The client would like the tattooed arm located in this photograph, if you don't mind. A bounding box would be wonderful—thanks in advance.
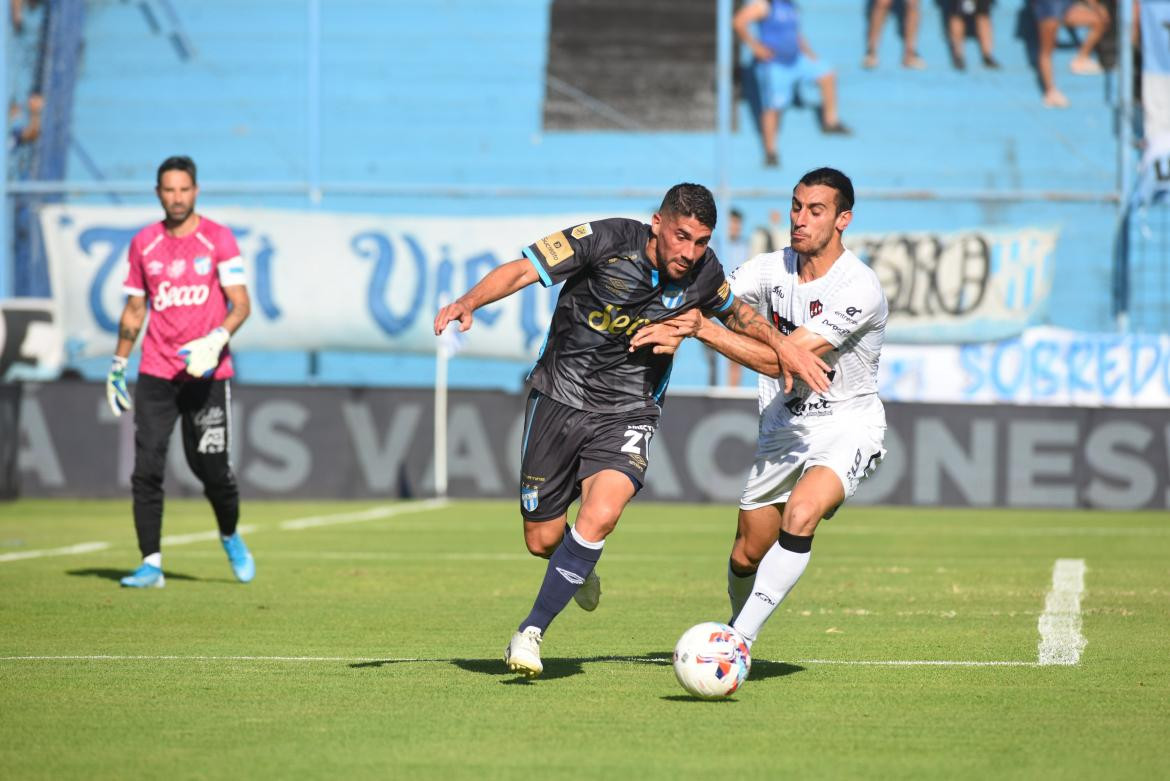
[114,296,147,359]
[716,298,830,393]
[628,299,831,393]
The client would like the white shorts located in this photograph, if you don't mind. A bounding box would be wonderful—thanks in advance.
[739,424,887,514]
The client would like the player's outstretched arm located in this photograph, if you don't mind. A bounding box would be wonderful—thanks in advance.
[434,258,540,335]
[717,299,831,393]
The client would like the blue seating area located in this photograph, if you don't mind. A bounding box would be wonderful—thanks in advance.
[52,0,1144,386]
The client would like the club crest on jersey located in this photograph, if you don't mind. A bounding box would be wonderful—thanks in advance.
[167,259,186,278]
[661,283,685,309]
[809,299,823,317]
[193,256,212,275]
[521,486,539,512]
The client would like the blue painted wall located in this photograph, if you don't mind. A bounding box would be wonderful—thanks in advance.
[56,0,1135,387]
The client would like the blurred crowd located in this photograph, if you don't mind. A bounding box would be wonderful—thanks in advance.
[734,0,1134,166]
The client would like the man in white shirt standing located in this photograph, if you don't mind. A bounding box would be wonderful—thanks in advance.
[632,167,888,646]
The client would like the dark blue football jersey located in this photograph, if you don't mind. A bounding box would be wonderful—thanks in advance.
[522,217,735,412]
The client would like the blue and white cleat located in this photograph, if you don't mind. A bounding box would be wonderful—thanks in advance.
[120,563,165,588]
[221,533,255,583]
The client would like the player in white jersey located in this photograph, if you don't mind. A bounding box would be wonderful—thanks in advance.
[632,167,887,647]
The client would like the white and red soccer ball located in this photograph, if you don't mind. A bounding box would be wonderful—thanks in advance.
[672,621,751,699]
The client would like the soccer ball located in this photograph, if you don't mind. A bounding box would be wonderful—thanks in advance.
[672,621,751,699]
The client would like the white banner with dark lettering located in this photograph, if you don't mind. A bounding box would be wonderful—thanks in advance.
[41,205,1060,361]
[851,227,1058,343]
[40,204,597,361]
[879,326,1170,407]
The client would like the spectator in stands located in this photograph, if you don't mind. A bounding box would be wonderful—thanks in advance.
[1031,0,1111,108]
[10,0,38,34]
[864,0,926,69]
[7,92,42,149]
[947,0,999,70]
[735,0,851,168]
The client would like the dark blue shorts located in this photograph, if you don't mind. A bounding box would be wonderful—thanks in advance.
[1032,0,1074,21]
[518,390,659,521]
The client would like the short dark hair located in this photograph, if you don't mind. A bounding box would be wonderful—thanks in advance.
[659,183,717,229]
[157,155,197,186]
[798,167,854,214]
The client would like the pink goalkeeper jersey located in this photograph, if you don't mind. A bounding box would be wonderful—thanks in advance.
[123,216,247,381]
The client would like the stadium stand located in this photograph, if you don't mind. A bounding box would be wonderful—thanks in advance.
[10,0,1162,385]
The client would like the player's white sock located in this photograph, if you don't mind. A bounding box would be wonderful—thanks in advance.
[144,552,162,568]
[570,524,605,550]
[727,560,756,623]
[731,532,812,644]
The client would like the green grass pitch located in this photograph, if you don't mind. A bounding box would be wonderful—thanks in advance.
[1,499,1167,779]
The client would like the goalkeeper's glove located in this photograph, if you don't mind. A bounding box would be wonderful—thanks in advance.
[106,355,132,417]
[177,327,230,378]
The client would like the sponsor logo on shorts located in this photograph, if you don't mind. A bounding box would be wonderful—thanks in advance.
[571,223,593,239]
[809,299,823,317]
[536,231,574,267]
[846,448,864,491]
[521,486,539,512]
[556,567,585,585]
[752,591,776,606]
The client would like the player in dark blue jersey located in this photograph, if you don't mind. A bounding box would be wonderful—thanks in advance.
[434,183,829,677]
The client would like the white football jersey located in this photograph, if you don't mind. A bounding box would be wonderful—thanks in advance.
[729,247,888,435]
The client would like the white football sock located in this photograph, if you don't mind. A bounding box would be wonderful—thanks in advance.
[731,541,811,644]
[144,553,162,568]
[570,524,605,549]
[727,560,756,623]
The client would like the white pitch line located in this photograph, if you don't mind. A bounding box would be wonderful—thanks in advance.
[796,659,1038,667]
[0,500,450,565]
[0,541,112,563]
[161,524,258,547]
[1037,558,1087,666]
[0,654,1038,667]
[278,498,449,530]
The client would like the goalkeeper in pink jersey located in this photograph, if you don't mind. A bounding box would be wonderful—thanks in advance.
[105,156,254,588]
